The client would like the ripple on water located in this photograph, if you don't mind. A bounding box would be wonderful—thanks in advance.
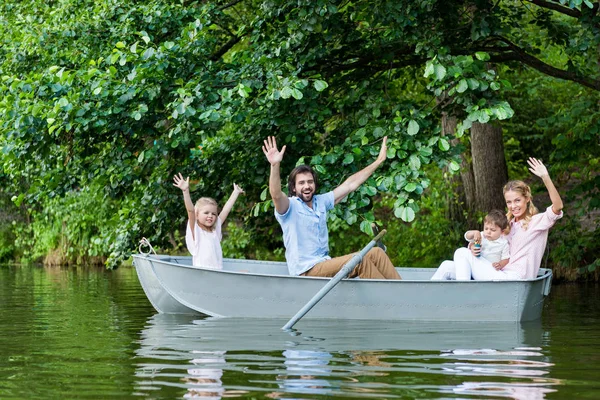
[130,316,563,399]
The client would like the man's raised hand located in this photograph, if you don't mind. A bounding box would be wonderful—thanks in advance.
[262,136,286,166]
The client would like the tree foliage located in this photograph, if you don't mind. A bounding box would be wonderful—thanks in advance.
[1,0,598,273]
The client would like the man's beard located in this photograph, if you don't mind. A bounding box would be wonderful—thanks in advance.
[298,191,314,202]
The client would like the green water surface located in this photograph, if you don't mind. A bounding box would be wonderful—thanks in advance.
[1,265,598,399]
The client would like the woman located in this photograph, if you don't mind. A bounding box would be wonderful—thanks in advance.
[431,157,563,281]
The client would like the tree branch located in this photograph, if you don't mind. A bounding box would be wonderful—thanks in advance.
[483,37,600,91]
[218,0,245,11]
[323,56,426,74]
[210,35,241,61]
[524,0,582,18]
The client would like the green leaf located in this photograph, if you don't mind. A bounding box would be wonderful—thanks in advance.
[467,78,480,90]
[314,164,326,174]
[478,110,490,123]
[291,88,303,100]
[434,64,447,80]
[142,48,155,60]
[449,160,460,172]
[137,151,145,163]
[404,182,417,192]
[342,153,354,165]
[345,213,357,225]
[364,186,377,196]
[408,154,421,170]
[280,86,292,99]
[419,146,432,157]
[407,120,420,136]
[438,137,450,151]
[394,206,415,222]
[475,52,490,61]
[456,79,468,93]
[313,80,328,91]
[359,220,374,236]
[424,61,434,78]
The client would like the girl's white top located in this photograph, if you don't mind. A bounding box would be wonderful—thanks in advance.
[186,217,223,269]
[465,231,510,263]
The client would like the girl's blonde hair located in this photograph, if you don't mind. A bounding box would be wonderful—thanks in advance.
[194,197,218,231]
[503,180,538,230]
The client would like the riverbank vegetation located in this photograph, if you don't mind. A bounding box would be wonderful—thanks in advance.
[1,0,598,280]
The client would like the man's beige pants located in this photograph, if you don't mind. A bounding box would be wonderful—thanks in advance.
[302,247,402,279]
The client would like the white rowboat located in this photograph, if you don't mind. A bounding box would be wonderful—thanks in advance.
[132,254,553,322]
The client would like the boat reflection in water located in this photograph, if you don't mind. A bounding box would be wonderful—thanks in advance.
[133,314,562,399]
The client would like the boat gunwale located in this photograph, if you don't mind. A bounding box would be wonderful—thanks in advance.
[132,254,552,283]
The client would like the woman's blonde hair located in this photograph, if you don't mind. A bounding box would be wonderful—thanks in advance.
[194,197,218,231]
[503,180,538,230]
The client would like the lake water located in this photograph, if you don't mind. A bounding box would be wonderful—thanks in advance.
[1,264,599,399]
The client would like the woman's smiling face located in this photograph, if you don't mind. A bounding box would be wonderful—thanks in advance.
[505,190,529,221]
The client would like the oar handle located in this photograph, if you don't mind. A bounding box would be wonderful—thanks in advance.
[372,229,387,243]
[282,229,389,330]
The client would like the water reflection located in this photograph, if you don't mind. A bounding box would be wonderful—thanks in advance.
[183,351,225,399]
[134,315,561,399]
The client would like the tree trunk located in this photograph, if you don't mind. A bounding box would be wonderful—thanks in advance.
[470,122,508,213]
[441,113,466,224]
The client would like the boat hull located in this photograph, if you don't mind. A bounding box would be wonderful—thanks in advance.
[133,255,552,322]
[133,255,201,314]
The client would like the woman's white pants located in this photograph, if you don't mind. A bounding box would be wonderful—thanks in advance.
[431,248,521,281]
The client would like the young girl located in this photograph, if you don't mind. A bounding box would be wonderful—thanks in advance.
[173,173,244,269]
[431,157,563,280]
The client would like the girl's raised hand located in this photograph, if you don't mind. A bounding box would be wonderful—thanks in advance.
[233,183,245,194]
[173,173,190,191]
[527,157,549,178]
[376,136,388,165]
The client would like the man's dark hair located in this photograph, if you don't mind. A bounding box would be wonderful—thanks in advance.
[287,165,318,196]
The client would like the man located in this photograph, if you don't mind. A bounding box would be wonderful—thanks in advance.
[262,136,401,280]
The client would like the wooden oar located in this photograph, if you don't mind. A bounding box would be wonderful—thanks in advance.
[282,229,387,330]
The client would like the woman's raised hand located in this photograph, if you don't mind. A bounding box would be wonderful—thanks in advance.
[527,157,549,178]
[173,173,189,191]
[262,136,286,166]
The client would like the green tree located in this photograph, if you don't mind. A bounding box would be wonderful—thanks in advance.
[1,0,598,275]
